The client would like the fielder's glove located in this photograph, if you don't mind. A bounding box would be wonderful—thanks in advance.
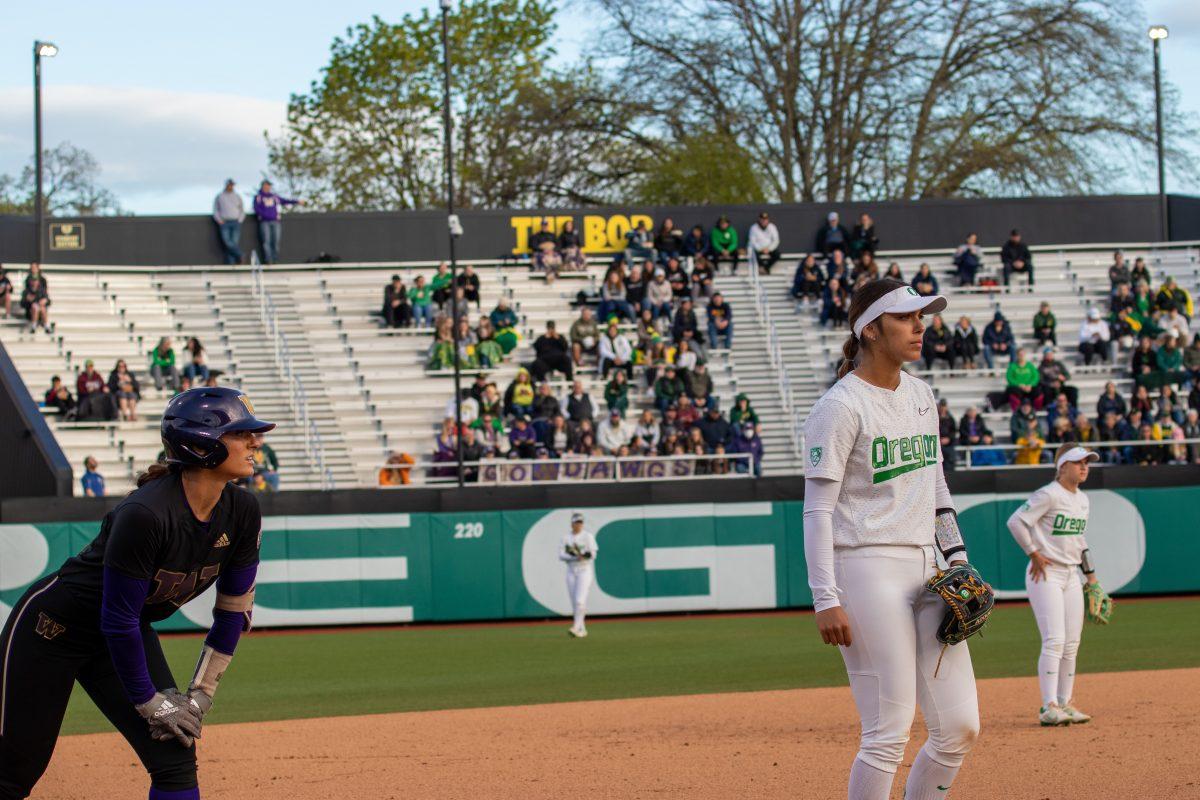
[565,544,581,558]
[1083,582,1113,624]
[136,689,202,747]
[925,563,995,645]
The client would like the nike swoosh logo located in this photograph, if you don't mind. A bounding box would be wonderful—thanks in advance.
[918,407,930,415]
[938,786,951,791]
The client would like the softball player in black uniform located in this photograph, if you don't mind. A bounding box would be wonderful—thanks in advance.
[0,387,273,800]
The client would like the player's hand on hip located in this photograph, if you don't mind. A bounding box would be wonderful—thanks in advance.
[136,690,202,747]
[1028,551,1051,583]
[815,606,853,647]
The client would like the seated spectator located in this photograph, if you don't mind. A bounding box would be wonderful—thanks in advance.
[691,257,716,299]
[1037,348,1077,408]
[911,263,939,296]
[633,409,661,453]
[76,360,117,421]
[815,211,850,256]
[557,219,587,273]
[107,359,141,422]
[1000,229,1033,286]
[982,311,1015,369]
[459,429,487,480]
[81,456,105,498]
[747,211,781,274]
[1130,256,1152,289]
[541,413,571,457]
[709,216,741,275]
[1156,276,1193,319]
[970,431,1009,466]
[625,264,648,312]
[825,249,849,286]
[504,368,536,418]
[430,262,453,308]
[1046,393,1079,433]
[148,337,179,392]
[1096,381,1127,418]
[641,336,673,388]
[252,440,280,490]
[654,218,684,265]
[883,262,903,282]
[1184,333,1200,385]
[426,319,457,370]
[672,297,703,345]
[477,381,502,418]
[1161,307,1190,340]
[681,224,710,262]
[530,320,573,381]
[1184,409,1200,464]
[1156,330,1187,387]
[674,339,700,376]
[684,361,713,404]
[529,219,562,279]
[455,264,481,308]
[921,314,955,370]
[563,380,595,424]
[636,308,664,353]
[176,375,193,395]
[597,409,630,454]
[1110,282,1135,316]
[19,274,50,333]
[489,297,520,355]
[953,232,983,286]
[1033,301,1057,346]
[1129,383,1153,417]
[1109,305,1140,353]
[1130,335,1158,385]
[624,219,655,266]
[675,394,701,431]
[379,451,414,486]
[1074,306,1112,366]
[406,274,432,328]
[1133,280,1154,319]
[1013,427,1046,465]
[850,213,878,258]
[706,293,733,349]
[1108,250,1130,294]
[645,269,674,321]
[665,258,690,300]
[953,315,979,369]
[1096,409,1131,461]
[820,277,849,328]
[792,255,824,306]
[1156,385,1184,424]
[1006,349,1041,410]
[446,388,480,430]
[604,370,630,417]
[0,266,12,318]
[730,422,763,476]
[728,393,758,427]
[598,271,636,322]
[697,404,733,451]
[1074,414,1098,444]
[937,400,956,466]
[533,381,561,420]
[1131,423,1162,465]
[1009,397,1041,442]
[383,274,411,328]
[569,306,599,366]
[44,375,76,418]
[474,318,503,368]
[958,406,991,447]
[472,411,506,454]
[598,320,634,378]
[181,337,209,382]
[508,415,538,458]
[654,366,685,412]
[850,251,879,285]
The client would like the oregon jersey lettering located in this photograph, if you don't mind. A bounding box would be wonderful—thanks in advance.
[1050,513,1087,536]
[870,434,940,484]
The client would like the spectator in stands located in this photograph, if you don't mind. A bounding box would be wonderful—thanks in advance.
[76,360,116,421]
[1006,348,1040,410]
[604,369,630,417]
[1108,251,1130,293]
[1110,282,1135,317]
[212,178,244,264]
[1157,331,1186,387]
[680,224,708,262]
[850,213,878,258]
[1032,301,1057,346]
[176,375,193,395]
[1074,306,1112,366]
[672,296,703,347]
[1096,381,1127,418]
[531,381,560,421]
[381,274,411,328]
[598,409,630,454]
[911,263,939,297]
[0,266,12,318]
[598,271,636,322]
[253,180,302,264]
[530,320,573,381]
[20,274,50,333]
[646,269,674,321]
[1131,423,1162,465]
[598,320,633,379]
[953,232,983,286]
[473,411,505,454]
[1130,383,1153,417]
[661,258,687,301]
[508,415,538,458]
[569,307,599,367]
[970,431,1008,466]
[722,394,753,429]
[815,211,850,256]
[654,366,685,412]
[820,276,850,329]
[405,274,431,328]
[1074,414,1098,445]
[44,375,76,418]
[706,293,733,349]
[426,319,456,370]
[631,409,659,453]
[1184,334,1200,386]
[692,403,727,452]
[565,379,595,423]
[379,451,414,486]
[958,406,991,448]
[731,422,763,476]
[180,337,209,382]
[1000,229,1033,286]
[457,429,486,481]
[710,216,741,275]
[504,368,536,418]
[849,252,880,294]
[107,359,141,422]
[1184,410,1200,464]
[675,394,701,431]
[81,456,105,497]
[691,256,716,300]
[489,296,519,352]
[953,315,979,369]
[251,440,280,490]
[1130,334,1157,385]
[636,308,663,352]
[455,264,481,309]
[1130,257,1152,289]
[747,212,781,274]
[557,219,587,273]
[883,262,904,282]
[473,318,502,368]
[653,218,684,265]
[540,413,571,457]
[792,254,824,307]
[147,336,179,392]
[624,264,648,313]
[430,262,453,309]
[937,399,956,466]
[1096,410,1127,463]
[658,407,682,448]
[825,249,849,286]
[1010,397,1039,440]
[529,218,561,278]
[446,388,480,429]
[674,339,700,377]
[685,361,714,405]
[1038,347,1077,407]
[1013,426,1046,465]
[1046,393,1079,433]
[1156,276,1194,319]
[642,337,672,389]
[982,311,1015,369]
[921,314,955,370]
[1160,307,1190,340]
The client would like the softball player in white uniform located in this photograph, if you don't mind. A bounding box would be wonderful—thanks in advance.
[1006,444,1101,726]
[560,512,598,637]
[803,279,981,800]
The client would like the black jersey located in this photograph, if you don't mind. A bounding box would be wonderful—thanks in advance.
[57,473,262,622]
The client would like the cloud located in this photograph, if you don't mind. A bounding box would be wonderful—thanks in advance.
[0,85,285,213]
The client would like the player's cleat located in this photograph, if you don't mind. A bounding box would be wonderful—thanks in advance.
[1039,703,1070,726]
[1061,703,1091,724]
[567,625,581,637]
[576,627,588,638]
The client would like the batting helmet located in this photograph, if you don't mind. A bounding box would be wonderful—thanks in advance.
[161,387,276,468]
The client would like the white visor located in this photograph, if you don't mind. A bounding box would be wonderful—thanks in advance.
[853,286,948,338]
[1055,446,1099,471]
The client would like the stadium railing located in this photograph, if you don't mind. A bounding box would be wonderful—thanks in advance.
[956,438,1200,469]
[375,453,753,487]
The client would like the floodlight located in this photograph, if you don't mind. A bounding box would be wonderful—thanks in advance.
[1148,26,1168,41]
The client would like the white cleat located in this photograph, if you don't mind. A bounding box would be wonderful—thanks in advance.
[1039,703,1070,727]
[576,627,588,638]
[1061,702,1091,724]
[567,625,581,637]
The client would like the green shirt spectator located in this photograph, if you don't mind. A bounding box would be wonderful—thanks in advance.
[1006,358,1039,388]
[710,222,738,254]
[729,393,760,426]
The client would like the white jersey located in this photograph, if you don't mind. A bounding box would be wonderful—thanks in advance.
[1009,481,1090,567]
[803,371,941,548]
[559,530,598,572]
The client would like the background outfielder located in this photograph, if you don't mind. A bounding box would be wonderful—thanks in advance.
[803,279,990,800]
[559,512,597,637]
[0,387,271,800]
[1006,443,1112,726]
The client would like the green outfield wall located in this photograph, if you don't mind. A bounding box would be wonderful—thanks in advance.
[0,488,1192,631]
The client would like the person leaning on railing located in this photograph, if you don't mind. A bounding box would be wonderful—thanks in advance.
[379,451,414,486]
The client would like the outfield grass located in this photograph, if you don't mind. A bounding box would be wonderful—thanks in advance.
[60,597,1200,735]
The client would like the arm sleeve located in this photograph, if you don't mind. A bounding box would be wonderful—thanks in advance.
[802,477,841,612]
[1006,489,1052,554]
[801,398,858,482]
[932,461,968,564]
[100,567,156,705]
[207,563,258,656]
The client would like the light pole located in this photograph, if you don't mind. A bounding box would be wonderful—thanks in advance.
[440,0,465,487]
[1149,25,1168,242]
[33,40,58,264]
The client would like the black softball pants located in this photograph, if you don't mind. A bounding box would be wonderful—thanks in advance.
[0,576,197,799]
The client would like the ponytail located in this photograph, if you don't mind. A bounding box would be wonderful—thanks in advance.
[135,461,180,488]
[836,276,907,381]
[837,335,860,379]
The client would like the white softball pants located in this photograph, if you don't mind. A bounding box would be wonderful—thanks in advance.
[835,545,980,774]
[1025,563,1084,706]
[566,566,593,629]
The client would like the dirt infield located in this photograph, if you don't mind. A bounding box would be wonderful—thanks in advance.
[35,668,1198,799]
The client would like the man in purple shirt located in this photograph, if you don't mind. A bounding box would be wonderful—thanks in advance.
[253,180,303,264]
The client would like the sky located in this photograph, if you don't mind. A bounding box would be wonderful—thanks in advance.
[0,0,1196,215]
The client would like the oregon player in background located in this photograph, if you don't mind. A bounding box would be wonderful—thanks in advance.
[0,387,273,800]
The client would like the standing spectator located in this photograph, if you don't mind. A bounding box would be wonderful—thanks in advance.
[557,219,587,272]
[253,180,302,264]
[624,219,655,266]
[80,456,105,498]
[107,359,141,422]
[1032,301,1057,346]
[212,178,245,264]
[455,264,482,309]
[910,263,939,297]
[815,211,850,256]
[1005,348,1041,409]
[569,307,599,367]
[850,213,878,258]
[653,218,684,265]
[791,255,824,307]
[1078,307,1112,365]
[1000,229,1033,286]
[20,274,50,332]
[598,320,634,378]
[706,293,733,349]
[76,360,116,421]
[921,314,955,370]
[982,311,1015,369]
[747,212,781,274]
[530,320,574,381]
[953,315,980,369]
[1107,251,1130,294]
[598,271,636,322]
[382,274,411,328]
[148,336,180,392]
[0,266,12,318]
[730,423,763,476]
[709,216,741,275]
[953,232,983,286]
[565,379,595,424]
[820,277,849,329]
[597,410,630,454]
[604,370,630,417]
[44,375,76,418]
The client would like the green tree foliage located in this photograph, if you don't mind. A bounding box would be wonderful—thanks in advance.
[634,132,765,205]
